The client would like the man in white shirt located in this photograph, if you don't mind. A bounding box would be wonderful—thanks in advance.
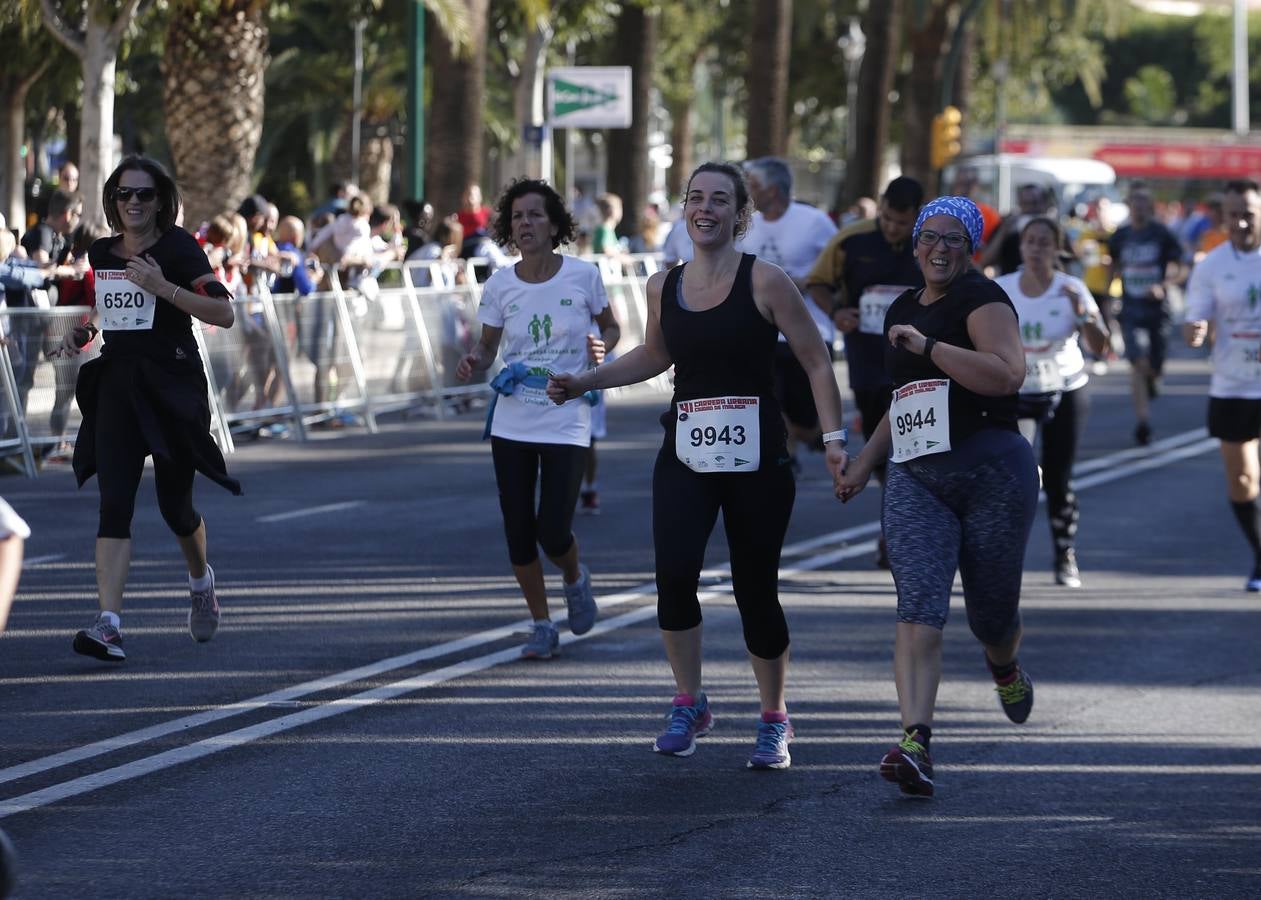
[1184,178,1261,591]
[738,157,838,470]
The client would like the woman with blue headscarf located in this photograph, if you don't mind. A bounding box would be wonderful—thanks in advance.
[837,196,1039,799]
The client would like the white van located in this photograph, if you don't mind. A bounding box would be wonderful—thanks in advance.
[945,154,1118,215]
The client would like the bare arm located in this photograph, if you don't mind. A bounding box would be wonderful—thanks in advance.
[126,253,234,328]
[888,302,1025,396]
[548,271,672,401]
[755,261,849,481]
[455,324,503,381]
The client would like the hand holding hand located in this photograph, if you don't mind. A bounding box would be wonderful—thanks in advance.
[835,459,871,503]
[546,373,583,405]
[824,444,849,486]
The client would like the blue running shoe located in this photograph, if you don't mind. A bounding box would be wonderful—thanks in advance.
[1246,560,1261,592]
[747,716,793,769]
[563,564,598,635]
[521,620,560,660]
[653,693,713,756]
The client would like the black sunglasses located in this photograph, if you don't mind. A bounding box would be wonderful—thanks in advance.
[114,187,158,202]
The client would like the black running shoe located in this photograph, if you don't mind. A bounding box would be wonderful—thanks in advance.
[1134,421,1152,446]
[880,730,934,798]
[994,667,1034,724]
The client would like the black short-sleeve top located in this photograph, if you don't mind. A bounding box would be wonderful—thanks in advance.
[88,227,215,360]
[883,268,1019,444]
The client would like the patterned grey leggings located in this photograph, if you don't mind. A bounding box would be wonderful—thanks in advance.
[881,433,1039,645]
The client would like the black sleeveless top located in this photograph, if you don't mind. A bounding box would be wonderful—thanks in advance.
[659,254,787,467]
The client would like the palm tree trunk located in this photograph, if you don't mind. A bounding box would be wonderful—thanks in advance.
[665,94,694,205]
[745,0,792,159]
[902,3,951,191]
[841,0,901,208]
[426,0,490,221]
[162,1,269,229]
[605,3,656,241]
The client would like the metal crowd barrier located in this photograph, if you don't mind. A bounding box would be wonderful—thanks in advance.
[0,252,668,477]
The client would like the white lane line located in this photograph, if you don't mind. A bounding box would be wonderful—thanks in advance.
[21,554,65,568]
[0,427,1219,815]
[0,537,893,819]
[255,501,365,523]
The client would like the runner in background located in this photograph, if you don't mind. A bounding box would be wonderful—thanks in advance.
[738,157,838,475]
[455,178,619,659]
[1183,179,1261,592]
[996,218,1109,588]
[806,176,924,567]
[1108,183,1186,446]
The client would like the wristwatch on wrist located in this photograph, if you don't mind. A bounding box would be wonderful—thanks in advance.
[822,428,849,448]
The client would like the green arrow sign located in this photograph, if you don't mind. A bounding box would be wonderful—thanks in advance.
[552,78,618,117]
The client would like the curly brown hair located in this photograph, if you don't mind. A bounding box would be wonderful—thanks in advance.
[489,178,576,251]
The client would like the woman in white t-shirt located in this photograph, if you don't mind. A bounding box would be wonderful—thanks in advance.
[996,217,1110,588]
[456,178,621,659]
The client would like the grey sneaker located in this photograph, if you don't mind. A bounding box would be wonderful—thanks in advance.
[521,620,560,659]
[563,564,597,635]
[73,613,126,661]
[188,564,220,643]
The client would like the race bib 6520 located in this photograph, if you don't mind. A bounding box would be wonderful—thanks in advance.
[95,269,157,331]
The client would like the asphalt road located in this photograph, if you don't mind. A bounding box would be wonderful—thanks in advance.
[0,352,1258,899]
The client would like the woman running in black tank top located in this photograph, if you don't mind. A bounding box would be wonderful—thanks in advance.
[548,162,849,770]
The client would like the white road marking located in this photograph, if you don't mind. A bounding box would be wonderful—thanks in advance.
[0,427,1221,818]
[255,501,365,523]
[21,554,65,568]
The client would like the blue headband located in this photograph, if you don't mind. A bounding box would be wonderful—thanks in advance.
[913,196,984,250]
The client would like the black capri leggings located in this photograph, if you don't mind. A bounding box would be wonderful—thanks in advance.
[653,447,795,660]
[95,382,201,540]
[1038,386,1089,553]
[490,437,586,566]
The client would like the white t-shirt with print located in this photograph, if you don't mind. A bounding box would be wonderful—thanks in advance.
[995,270,1099,394]
[1184,241,1261,399]
[738,202,838,342]
[477,256,609,446]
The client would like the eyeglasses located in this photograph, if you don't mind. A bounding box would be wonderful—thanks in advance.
[917,229,969,249]
[114,187,157,203]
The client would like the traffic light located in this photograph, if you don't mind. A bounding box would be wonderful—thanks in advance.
[931,106,963,170]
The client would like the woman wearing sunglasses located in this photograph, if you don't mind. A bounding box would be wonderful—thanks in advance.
[66,154,240,663]
[836,196,1038,798]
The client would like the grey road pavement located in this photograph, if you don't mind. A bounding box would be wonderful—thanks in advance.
[0,354,1258,898]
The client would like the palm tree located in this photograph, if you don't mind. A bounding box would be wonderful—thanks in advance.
[604,1,657,241]
[842,0,901,208]
[162,0,269,228]
[426,0,490,220]
[745,0,792,159]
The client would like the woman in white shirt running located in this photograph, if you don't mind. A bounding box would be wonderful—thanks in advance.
[996,217,1109,588]
[456,179,621,659]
